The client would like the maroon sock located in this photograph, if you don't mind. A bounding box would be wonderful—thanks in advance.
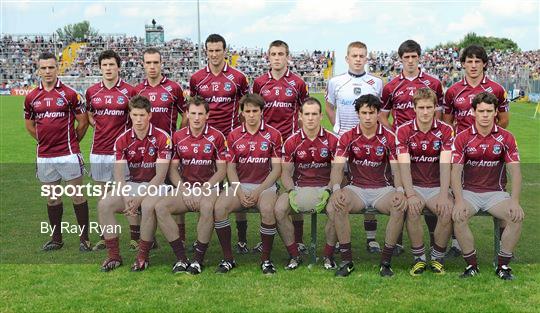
[177,223,186,242]
[381,242,394,264]
[430,243,446,260]
[260,223,276,262]
[137,240,152,260]
[323,244,334,258]
[497,250,512,267]
[463,250,478,267]
[364,219,377,243]
[73,201,89,241]
[194,241,209,264]
[286,243,299,257]
[424,215,437,247]
[169,238,187,262]
[130,225,140,241]
[105,237,121,260]
[236,220,248,243]
[292,220,304,244]
[47,203,64,242]
[215,219,233,261]
[339,242,352,262]
[411,244,426,260]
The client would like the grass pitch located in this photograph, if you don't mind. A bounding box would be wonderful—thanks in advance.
[1,95,539,312]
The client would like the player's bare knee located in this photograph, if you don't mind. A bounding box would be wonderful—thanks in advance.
[406,210,421,220]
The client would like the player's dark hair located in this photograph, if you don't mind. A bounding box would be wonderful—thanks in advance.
[38,52,57,63]
[98,50,121,68]
[143,47,161,62]
[354,94,381,112]
[413,88,437,107]
[187,96,210,113]
[240,93,265,111]
[460,45,488,68]
[300,97,322,113]
[205,34,226,50]
[398,40,421,58]
[471,91,499,110]
[129,95,152,113]
[269,40,289,55]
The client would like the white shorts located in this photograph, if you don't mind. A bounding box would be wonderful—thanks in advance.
[36,154,84,183]
[346,185,395,208]
[241,183,277,193]
[291,186,327,213]
[413,186,440,201]
[89,153,114,182]
[463,190,510,213]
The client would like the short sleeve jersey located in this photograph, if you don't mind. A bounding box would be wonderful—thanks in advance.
[282,127,339,187]
[252,69,309,138]
[381,70,443,129]
[395,119,454,188]
[134,77,185,136]
[114,124,172,183]
[24,79,86,157]
[444,76,508,133]
[325,72,383,135]
[227,121,282,184]
[171,124,227,184]
[85,79,136,155]
[190,64,249,136]
[336,123,396,188]
[451,124,519,193]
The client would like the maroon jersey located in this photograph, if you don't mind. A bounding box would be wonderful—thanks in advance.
[227,121,282,184]
[336,123,397,189]
[172,124,227,184]
[86,79,136,155]
[282,127,338,187]
[444,75,508,133]
[252,69,309,138]
[24,79,85,157]
[381,70,443,129]
[396,119,454,188]
[189,64,249,136]
[135,77,185,135]
[451,124,519,193]
[114,124,172,183]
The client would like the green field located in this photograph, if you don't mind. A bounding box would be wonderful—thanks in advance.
[1,95,539,312]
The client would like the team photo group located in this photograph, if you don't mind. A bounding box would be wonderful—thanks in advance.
[24,33,524,280]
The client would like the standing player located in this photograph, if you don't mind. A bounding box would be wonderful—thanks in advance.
[213,94,282,274]
[24,52,91,251]
[86,50,136,250]
[451,92,523,280]
[135,47,186,249]
[98,96,172,272]
[325,41,384,254]
[190,34,250,253]
[274,97,338,270]
[396,88,454,276]
[137,96,227,274]
[328,94,406,277]
[252,40,310,254]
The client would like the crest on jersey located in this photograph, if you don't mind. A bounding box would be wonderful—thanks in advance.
[260,141,268,151]
[117,96,125,105]
[286,88,293,97]
[161,93,169,101]
[224,82,232,91]
[204,144,212,153]
[433,141,441,150]
[354,87,362,95]
[320,148,328,158]
[376,146,385,156]
[493,144,502,155]
[56,98,65,106]
[148,147,155,156]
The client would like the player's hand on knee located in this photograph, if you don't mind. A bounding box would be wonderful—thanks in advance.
[508,200,524,223]
[435,193,452,219]
[392,191,406,212]
[239,189,253,208]
[452,201,468,223]
[407,194,424,216]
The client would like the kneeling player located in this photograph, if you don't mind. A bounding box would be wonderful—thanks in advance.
[328,94,406,277]
[149,96,227,274]
[98,96,172,272]
[275,97,338,270]
[451,92,524,280]
[213,94,282,274]
[396,88,454,276]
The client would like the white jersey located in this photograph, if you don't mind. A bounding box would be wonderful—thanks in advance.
[325,72,383,135]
